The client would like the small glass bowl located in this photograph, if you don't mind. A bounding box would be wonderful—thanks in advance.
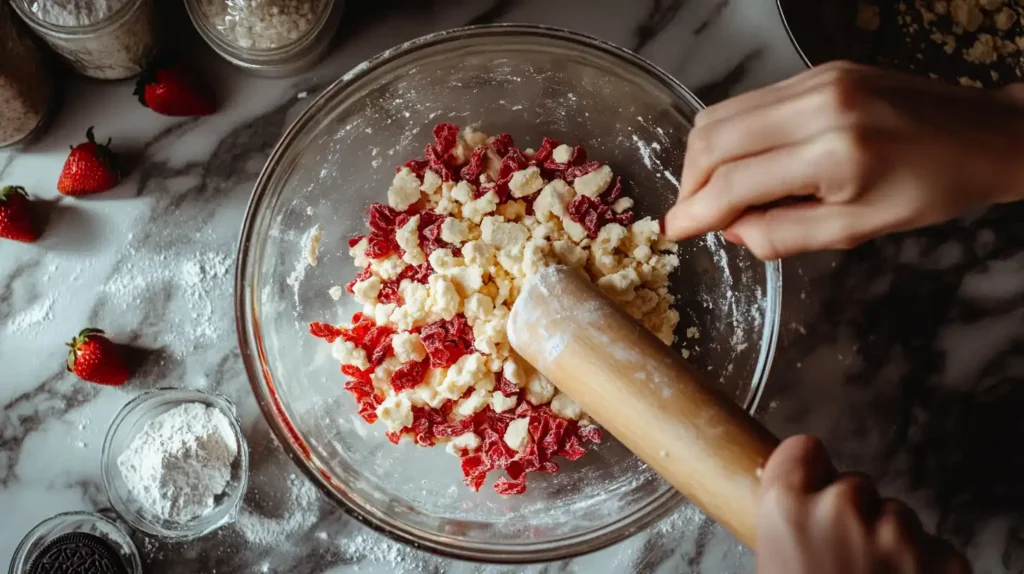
[101,388,249,540]
[9,0,157,80]
[9,511,142,574]
[184,0,344,77]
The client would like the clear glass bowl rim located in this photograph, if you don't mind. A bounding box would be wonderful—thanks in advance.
[235,23,783,563]
[99,387,250,540]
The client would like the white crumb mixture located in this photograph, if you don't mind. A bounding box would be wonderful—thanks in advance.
[334,126,680,448]
[197,0,328,50]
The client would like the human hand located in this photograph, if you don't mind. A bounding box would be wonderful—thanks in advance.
[664,62,1024,260]
[757,436,970,574]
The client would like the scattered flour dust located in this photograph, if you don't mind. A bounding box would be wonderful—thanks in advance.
[4,294,56,334]
[103,247,232,356]
[235,474,321,546]
[286,225,322,307]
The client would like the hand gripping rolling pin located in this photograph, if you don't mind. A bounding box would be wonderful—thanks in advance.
[507,265,779,548]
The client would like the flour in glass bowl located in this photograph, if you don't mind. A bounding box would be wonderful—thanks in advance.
[117,402,239,522]
[27,0,129,26]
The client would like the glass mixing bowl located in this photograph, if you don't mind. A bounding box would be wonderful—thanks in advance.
[236,24,782,563]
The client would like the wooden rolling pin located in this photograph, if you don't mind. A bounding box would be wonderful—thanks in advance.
[507,266,779,549]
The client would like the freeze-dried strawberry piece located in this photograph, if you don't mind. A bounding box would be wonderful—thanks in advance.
[341,312,375,345]
[410,407,439,446]
[539,461,559,473]
[433,122,460,152]
[570,145,588,165]
[578,425,603,444]
[504,459,526,481]
[377,281,403,305]
[390,360,428,392]
[368,203,399,232]
[492,177,512,203]
[527,414,547,443]
[341,365,381,424]
[420,315,474,368]
[521,191,541,216]
[532,137,560,163]
[424,143,457,182]
[490,133,514,157]
[432,418,474,438]
[386,431,403,445]
[498,148,529,180]
[361,325,395,367]
[459,146,488,182]
[345,267,373,294]
[356,396,380,424]
[348,236,365,248]
[403,159,429,177]
[418,211,454,255]
[364,203,402,259]
[567,195,634,239]
[309,322,344,343]
[564,161,601,183]
[496,373,519,398]
[397,262,433,284]
[395,212,412,231]
[558,435,587,461]
[600,176,624,205]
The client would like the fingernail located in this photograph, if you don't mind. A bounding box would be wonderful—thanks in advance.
[722,230,744,246]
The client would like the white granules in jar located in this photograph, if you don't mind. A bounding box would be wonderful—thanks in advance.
[199,0,327,49]
[28,0,129,26]
[117,402,239,523]
[12,0,155,80]
[0,4,53,147]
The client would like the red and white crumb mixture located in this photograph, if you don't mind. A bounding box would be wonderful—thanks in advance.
[310,123,680,496]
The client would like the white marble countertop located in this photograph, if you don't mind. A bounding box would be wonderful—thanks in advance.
[5,1,1024,573]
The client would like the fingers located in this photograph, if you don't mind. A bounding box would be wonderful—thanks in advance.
[666,144,819,241]
[760,435,837,495]
[694,60,869,129]
[723,200,881,260]
[681,91,830,201]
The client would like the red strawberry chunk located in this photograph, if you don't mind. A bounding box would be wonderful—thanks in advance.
[494,476,527,496]
[403,159,429,176]
[346,267,373,294]
[498,148,529,180]
[390,360,429,392]
[459,146,488,182]
[567,195,634,239]
[532,137,561,163]
[578,425,603,443]
[309,322,344,343]
[489,133,514,157]
[420,315,474,368]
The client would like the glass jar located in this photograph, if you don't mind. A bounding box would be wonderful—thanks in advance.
[10,0,157,80]
[0,2,55,148]
[185,0,343,77]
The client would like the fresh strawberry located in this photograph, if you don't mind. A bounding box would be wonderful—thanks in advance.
[0,186,39,242]
[134,60,215,117]
[57,127,121,196]
[66,328,130,386]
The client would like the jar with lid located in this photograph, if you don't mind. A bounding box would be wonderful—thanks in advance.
[0,2,55,148]
[10,0,157,80]
[185,0,343,77]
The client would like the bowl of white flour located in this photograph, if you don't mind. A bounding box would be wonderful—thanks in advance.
[101,388,249,540]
